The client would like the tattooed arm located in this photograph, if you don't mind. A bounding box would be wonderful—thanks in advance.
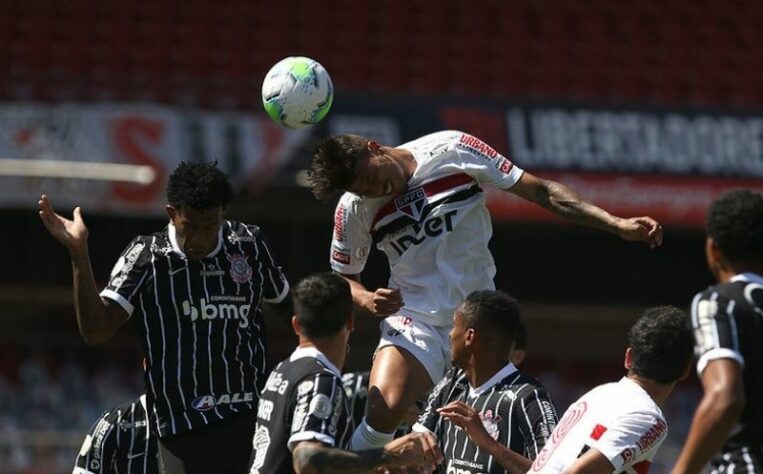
[292,432,442,474]
[508,172,663,248]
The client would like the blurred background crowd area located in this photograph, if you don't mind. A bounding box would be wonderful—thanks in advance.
[1,0,762,473]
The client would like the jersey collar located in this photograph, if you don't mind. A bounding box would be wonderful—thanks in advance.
[730,272,763,284]
[167,222,224,259]
[468,362,518,398]
[290,346,342,378]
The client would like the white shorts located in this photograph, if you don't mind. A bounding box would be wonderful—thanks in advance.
[376,316,452,384]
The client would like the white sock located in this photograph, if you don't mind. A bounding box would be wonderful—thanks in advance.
[350,417,395,450]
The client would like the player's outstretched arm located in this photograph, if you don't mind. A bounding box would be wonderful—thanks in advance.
[38,194,126,345]
[671,359,745,474]
[437,401,532,474]
[339,273,404,317]
[292,432,443,474]
[508,172,663,248]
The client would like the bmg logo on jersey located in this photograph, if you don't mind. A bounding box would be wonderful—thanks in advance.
[182,297,251,328]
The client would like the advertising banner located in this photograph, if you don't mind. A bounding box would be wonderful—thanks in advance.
[0,103,310,215]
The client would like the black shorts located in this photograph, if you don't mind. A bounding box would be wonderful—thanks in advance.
[157,410,256,474]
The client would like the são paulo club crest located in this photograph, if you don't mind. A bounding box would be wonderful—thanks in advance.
[395,187,426,221]
[227,253,252,284]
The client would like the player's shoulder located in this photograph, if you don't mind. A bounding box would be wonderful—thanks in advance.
[224,220,263,240]
[400,130,465,150]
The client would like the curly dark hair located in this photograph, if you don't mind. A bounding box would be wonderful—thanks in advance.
[628,306,693,384]
[460,290,521,346]
[166,161,234,210]
[706,189,763,264]
[308,135,369,202]
[293,272,352,338]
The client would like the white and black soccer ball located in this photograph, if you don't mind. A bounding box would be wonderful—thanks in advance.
[261,56,334,129]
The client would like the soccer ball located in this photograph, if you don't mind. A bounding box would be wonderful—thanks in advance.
[261,56,334,129]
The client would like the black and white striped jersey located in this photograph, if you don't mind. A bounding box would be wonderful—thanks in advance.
[73,395,158,474]
[100,221,289,437]
[691,272,763,471]
[414,364,558,474]
[250,347,353,474]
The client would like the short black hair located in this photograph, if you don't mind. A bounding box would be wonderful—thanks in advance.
[293,272,352,338]
[706,189,763,264]
[460,290,521,346]
[514,322,528,351]
[628,306,693,384]
[308,135,369,202]
[167,161,234,210]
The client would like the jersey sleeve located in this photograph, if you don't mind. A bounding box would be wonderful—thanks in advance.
[329,194,372,275]
[412,368,461,437]
[250,226,290,303]
[73,411,118,474]
[287,372,348,451]
[690,289,745,375]
[99,237,152,318]
[516,386,559,460]
[591,412,668,471]
[453,132,524,190]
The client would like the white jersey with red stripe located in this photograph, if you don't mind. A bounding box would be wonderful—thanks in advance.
[330,130,524,327]
[530,377,668,474]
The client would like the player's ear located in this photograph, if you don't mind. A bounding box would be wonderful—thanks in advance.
[166,204,176,221]
[291,315,300,336]
[368,140,383,155]
[679,360,692,381]
[346,312,355,332]
[624,347,633,370]
[464,328,475,347]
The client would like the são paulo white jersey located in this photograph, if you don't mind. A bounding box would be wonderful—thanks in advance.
[530,378,668,474]
[330,130,524,326]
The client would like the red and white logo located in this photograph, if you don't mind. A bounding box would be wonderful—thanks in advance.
[332,248,351,265]
[395,187,426,221]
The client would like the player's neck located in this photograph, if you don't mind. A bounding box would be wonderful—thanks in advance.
[391,147,418,180]
[720,262,763,283]
[464,357,508,388]
[627,374,672,407]
[298,339,346,373]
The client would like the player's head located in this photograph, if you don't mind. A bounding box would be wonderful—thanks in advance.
[510,322,528,366]
[705,189,763,279]
[165,161,234,261]
[625,306,693,385]
[309,134,408,201]
[292,272,353,342]
[451,290,521,368]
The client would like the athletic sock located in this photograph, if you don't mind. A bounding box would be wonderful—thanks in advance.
[350,417,395,450]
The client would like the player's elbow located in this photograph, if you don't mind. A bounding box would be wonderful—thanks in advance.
[706,384,745,419]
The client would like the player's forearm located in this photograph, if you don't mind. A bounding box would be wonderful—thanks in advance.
[484,438,532,474]
[71,251,116,345]
[531,179,621,234]
[672,391,744,474]
[340,274,373,309]
[292,443,394,474]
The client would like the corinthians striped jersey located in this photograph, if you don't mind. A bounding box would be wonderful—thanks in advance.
[691,272,763,472]
[100,221,289,437]
[413,363,558,474]
[74,395,158,474]
[330,130,525,327]
[250,347,353,474]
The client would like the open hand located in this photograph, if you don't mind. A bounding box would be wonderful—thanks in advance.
[38,194,89,255]
[437,401,495,449]
[616,216,663,249]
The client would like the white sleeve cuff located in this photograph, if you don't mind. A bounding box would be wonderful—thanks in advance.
[287,431,336,452]
[697,348,745,375]
[492,166,525,190]
[73,468,96,474]
[263,279,290,304]
[99,289,134,317]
